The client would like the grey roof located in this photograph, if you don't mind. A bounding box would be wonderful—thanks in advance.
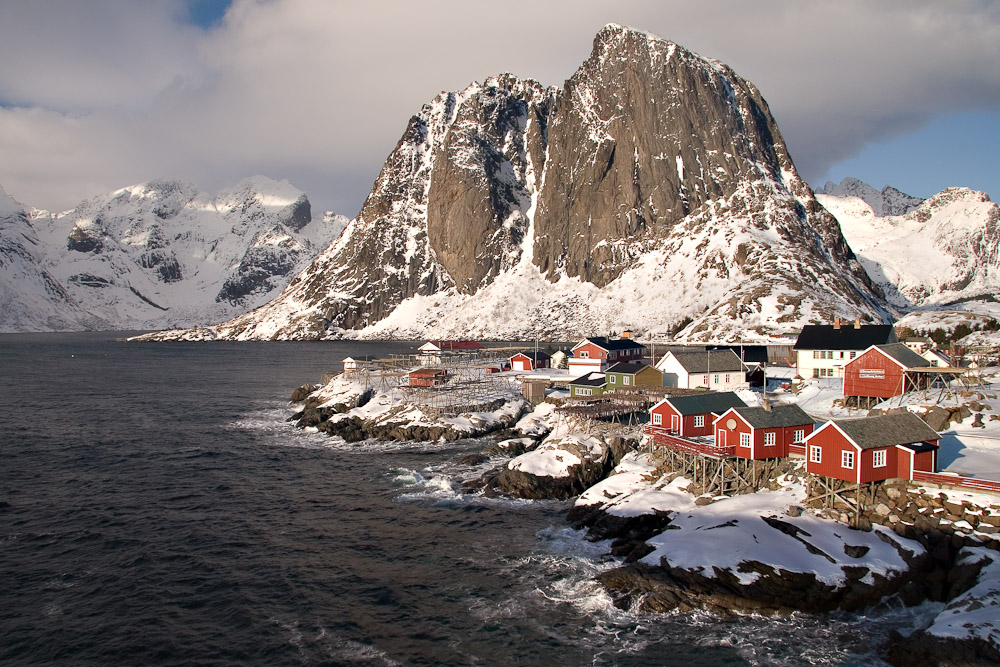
[606,362,655,375]
[831,412,940,450]
[664,392,747,416]
[872,343,932,369]
[667,349,745,373]
[733,404,814,429]
[793,324,897,351]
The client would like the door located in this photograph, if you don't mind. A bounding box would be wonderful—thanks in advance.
[671,414,680,434]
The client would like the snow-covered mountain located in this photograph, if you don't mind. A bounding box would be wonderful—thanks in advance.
[816,177,924,218]
[817,182,1000,310]
[0,176,346,332]
[182,24,888,342]
[0,186,106,331]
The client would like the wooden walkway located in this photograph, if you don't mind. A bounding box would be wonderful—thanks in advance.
[645,426,735,458]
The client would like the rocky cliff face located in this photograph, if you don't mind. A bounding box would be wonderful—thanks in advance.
[179,25,891,342]
[1,176,345,331]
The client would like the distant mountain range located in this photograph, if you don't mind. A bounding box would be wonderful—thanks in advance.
[0,177,346,332]
[817,180,1000,311]
[4,25,998,341]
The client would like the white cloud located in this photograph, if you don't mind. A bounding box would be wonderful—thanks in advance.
[1,0,999,215]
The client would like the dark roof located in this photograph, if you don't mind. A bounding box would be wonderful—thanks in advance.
[665,349,745,373]
[898,441,940,454]
[606,362,655,375]
[831,412,940,450]
[569,372,607,387]
[733,404,813,429]
[706,345,769,365]
[576,336,647,352]
[664,392,747,416]
[871,343,932,369]
[510,350,552,361]
[793,324,897,351]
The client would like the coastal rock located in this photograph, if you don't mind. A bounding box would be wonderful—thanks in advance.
[495,433,614,500]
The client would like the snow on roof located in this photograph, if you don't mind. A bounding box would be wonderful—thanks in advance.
[574,336,647,352]
[663,348,745,373]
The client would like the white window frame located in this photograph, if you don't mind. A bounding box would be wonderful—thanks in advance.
[652,412,662,425]
[577,388,592,396]
[624,376,632,386]
[793,429,805,443]
[740,432,751,448]
[809,445,822,463]
[873,449,887,468]
[841,450,855,469]
[764,432,776,446]
[694,415,705,428]
[580,351,589,358]
[609,375,616,384]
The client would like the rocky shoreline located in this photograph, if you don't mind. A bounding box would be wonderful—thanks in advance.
[288,376,1000,664]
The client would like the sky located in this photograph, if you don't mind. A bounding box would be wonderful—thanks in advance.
[1,0,998,217]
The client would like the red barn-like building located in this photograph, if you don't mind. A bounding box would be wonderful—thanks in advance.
[804,412,940,483]
[509,351,551,372]
[714,404,814,460]
[650,392,746,438]
[843,343,932,400]
[568,337,647,375]
[408,368,448,387]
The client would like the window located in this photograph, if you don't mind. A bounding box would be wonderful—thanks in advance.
[577,388,592,396]
[725,374,731,383]
[813,368,821,378]
[624,376,632,386]
[652,413,662,425]
[813,351,820,359]
[609,375,616,384]
[764,432,776,446]
[850,351,857,359]
[839,351,844,359]
[713,374,720,385]
[793,429,805,443]
[580,351,589,358]
[694,415,705,428]
[841,451,855,469]
[809,445,822,463]
[873,449,887,468]
[740,432,751,448]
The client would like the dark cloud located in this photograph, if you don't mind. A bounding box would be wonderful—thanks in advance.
[1,0,998,214]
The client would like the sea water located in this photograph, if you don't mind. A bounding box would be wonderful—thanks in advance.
[0,333,922,665]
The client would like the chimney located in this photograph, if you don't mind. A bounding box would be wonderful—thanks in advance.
[621,330,632,339]
[854,318,861,329]
[833,317,841,330]
[762,397,772,411]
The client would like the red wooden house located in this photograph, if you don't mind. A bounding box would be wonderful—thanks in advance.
[803,412,940,483]
[714,404,814,459]
[408,368,448,387]
[568,337,647,375]
[843,343,932,400]
[650,392,746,438]
[509,351,551,372]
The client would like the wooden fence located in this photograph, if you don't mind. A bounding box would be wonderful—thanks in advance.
[912,470,1000,495]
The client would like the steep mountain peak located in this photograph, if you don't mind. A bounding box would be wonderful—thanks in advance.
[198,26,887,342]
[817,177,923,217]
